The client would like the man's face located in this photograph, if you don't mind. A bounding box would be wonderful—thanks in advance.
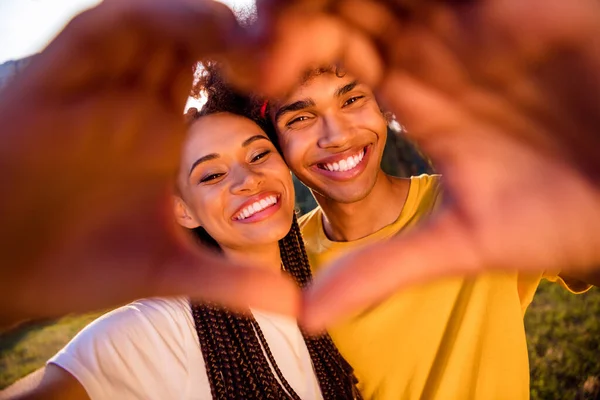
[272,72,388,204]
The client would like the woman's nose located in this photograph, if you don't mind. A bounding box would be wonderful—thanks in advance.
[230,166,265,194]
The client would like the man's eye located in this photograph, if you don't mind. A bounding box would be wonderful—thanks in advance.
[343,95,365,107]
[251,150,271,163]
[199,173,224,183]
[287,115,310,127]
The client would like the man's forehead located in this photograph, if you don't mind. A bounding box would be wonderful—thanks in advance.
[272,70,356,107]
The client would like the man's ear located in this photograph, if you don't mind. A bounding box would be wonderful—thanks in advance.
[173,196,201,229]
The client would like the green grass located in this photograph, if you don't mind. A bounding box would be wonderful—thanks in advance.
[1,283,599,398]
[0,312,102,389]
[525,281,600,399]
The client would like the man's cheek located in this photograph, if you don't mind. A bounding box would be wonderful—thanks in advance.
[282,145,303,169]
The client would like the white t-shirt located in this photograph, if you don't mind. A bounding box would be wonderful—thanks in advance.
[49,297,323,400]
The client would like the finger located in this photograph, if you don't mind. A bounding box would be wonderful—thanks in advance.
[0,216,301,326]
[376,69,471,150]
[156,245,301,317]
[376,69,565,164]
[154,208,300,317]
[339,27,385,88]
[27,0,243,100]
[250,12,347,96]
[300,209,482,332]
[254,0,333,27]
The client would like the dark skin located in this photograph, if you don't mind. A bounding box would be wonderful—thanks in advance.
[3,1,600,397]
[245,0,600,330]
[0,0,299,329]
[0,0,598,333]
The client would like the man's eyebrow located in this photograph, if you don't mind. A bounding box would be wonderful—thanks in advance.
[242,135,270,147]
[274,99,316,122]
[335,80,358,98]
[188,153,219,177]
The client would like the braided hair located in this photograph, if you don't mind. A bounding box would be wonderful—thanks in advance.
[186,62,361,399]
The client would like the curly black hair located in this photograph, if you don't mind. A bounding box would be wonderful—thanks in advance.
[186,62,361,400]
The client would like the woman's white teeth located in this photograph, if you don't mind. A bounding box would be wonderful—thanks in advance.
[323,151,364,172]
[236,195,277,220]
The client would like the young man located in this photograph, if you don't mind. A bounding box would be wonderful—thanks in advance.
[269,69,592,399]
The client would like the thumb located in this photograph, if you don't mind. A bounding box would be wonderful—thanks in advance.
[299,210,482,332]
[151,236,301,317]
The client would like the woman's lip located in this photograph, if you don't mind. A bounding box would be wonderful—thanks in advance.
[233,195,283,224]
[231,191,281,221]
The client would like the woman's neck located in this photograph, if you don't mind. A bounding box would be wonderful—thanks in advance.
[220,242,282,273]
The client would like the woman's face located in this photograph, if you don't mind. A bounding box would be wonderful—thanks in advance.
[175,112,295,250]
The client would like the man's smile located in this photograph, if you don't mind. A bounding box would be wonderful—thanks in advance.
[312,146,371,181]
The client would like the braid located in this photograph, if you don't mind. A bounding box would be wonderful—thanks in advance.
[192,305,226,399]
[187,61,360,399]
[279,215,362,400]
[190,215,361,399]
[251,319,302,400]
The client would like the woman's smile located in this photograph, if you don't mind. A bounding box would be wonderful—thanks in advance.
[232,192,282,222]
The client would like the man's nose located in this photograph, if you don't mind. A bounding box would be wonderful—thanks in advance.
[317,114,354,149]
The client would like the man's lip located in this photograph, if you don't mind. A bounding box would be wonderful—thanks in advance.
[231,191,281,220]
[310,145,370,181]
[312,146,368,166]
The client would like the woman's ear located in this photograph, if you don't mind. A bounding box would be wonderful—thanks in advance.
[173,196,201,229]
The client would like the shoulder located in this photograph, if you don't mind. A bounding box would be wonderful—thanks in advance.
[51,297,195,362]
[407,174,443,212]
[298,207,322,232]
[410,173,442,194]
[49,297,200,399]
[76,297,192,340]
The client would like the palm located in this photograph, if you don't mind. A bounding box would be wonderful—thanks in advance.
[0,0,298,326]
[252,0,600,328]
[377,0,600,274]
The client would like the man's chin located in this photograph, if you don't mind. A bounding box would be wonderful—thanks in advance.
[313,187,373,205]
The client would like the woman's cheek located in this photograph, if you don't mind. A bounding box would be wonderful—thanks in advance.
[194,186,223,212]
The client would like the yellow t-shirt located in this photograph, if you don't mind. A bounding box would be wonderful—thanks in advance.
[299,174,589,400]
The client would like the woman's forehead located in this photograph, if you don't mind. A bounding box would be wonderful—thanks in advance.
[184,113,269,159]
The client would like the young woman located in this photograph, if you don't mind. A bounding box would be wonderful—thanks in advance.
[10,68,360,400]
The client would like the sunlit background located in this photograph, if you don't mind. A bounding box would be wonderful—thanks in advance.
[0,0,254,109]
[0,0,255,63]
[0,2,598,398]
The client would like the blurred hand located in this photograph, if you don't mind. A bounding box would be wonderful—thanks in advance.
[247,0,600,330]
[0,0,299,328]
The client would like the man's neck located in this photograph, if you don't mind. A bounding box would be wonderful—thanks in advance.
[314,172,411,242]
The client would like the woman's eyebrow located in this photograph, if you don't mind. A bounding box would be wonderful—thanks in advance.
[188,153,219,177]
[242,135,270,147]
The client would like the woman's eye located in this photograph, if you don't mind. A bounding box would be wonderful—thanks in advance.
[286,115,310,127]
[343,95,365,107]
[251,150,271,163]
[199,173,224,183]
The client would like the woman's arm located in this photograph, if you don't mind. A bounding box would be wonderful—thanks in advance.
[1,365,89,400]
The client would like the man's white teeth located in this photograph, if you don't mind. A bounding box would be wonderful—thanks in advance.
[235,195,278,220]
[323,151,364,172]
